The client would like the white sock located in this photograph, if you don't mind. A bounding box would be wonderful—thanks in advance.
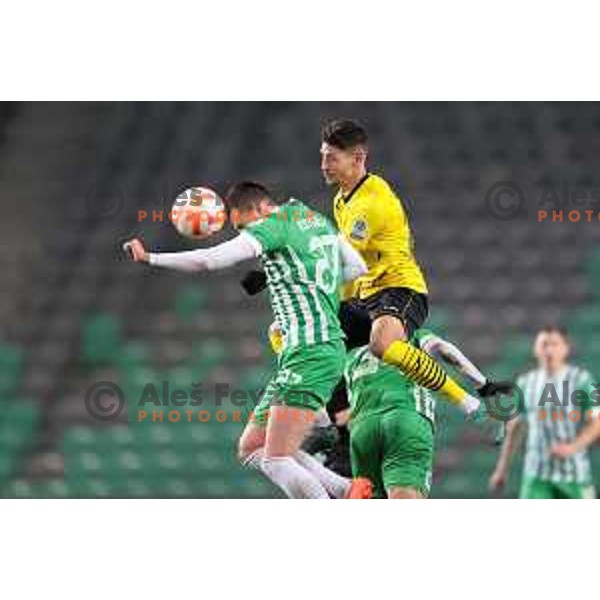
[313,409,331,427]
[294,450,350,499]
[261,455,329,499]
[463,395,481,415]
[242,448,264,470]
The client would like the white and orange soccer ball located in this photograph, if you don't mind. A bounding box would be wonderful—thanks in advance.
[170,186,226,239]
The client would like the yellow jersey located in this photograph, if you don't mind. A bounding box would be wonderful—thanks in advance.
[333,173,428,300]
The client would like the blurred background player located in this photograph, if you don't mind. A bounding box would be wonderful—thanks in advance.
[490,325,600,499]
[320,119,481,415]
[125,182,371,499]
[346,328,510,498]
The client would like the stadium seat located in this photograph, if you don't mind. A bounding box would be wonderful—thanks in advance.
[174,284,208,322]
[0,344,24,398]
[82,313,122,367]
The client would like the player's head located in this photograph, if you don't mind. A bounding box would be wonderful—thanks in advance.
[320,119,368,186]
[225,181,275,228]
[534,325,570,371]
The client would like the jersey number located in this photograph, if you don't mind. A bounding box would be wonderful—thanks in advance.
[310,235,340,294]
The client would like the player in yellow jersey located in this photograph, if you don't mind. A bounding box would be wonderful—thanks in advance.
[321,119,480,414]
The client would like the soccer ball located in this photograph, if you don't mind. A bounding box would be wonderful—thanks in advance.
[170,187,226,239]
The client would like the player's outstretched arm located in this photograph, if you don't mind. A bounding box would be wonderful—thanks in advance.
[552,372,600,458]
[123,233,259,273]
[552,417,600,458]
[489,418,525,492]
[338,234,368,283]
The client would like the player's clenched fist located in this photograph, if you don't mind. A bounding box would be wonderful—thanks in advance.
[489,469,506,492]
[551,442,579,458]
[123,238,149,263]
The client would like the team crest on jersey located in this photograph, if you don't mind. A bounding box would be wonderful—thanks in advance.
[350,218,368,241]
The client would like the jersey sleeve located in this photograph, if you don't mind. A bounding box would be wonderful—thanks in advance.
[338,235,368,282]
[577,369,600,416]
[242,212,287,255]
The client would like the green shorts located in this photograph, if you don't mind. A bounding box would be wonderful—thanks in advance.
[253,339,345,426]
[350,408,434,498]
[520,476,596,499]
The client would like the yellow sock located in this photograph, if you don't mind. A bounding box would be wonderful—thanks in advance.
[382,340,468,405]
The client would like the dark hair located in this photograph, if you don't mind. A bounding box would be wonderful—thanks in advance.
[321,119,368,150]
[539,324,569,340]
[225,181,272,213]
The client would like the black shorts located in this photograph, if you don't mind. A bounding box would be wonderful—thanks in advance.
[339,287,429,349]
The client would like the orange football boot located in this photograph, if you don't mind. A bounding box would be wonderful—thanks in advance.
[345,478,373,499]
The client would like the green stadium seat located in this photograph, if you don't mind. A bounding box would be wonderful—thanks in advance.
[190,339,227,369]
[187,450,223,474]
[567,311,600,338]
[2,479,34,499]
[65,451,103,482]
[490,336,534,379]
[572,337,600,373]
[42,480,71,499]
[436,420,463,448]
[0,453,15,480]
[239,367,269,392]
[464,451,497,471]
[155,449,185,474]
[174,284,208,322]
[2,401,39,448]
[63,426,97,454]
[0,344,24,398]
[501,336,532,362]
[197,478,233,498]
[434,473,477,498]
[68,478,115,498]
[585,252,600,294]
[236,475,279,498]
[0,424,27,452]
[115,449,144,474]
[122,479,153,498]
[163,366,198,409]
[82,313,122,367]
[57,380,264,497]
[426,306,451,334]
[124,367,163,421]
[0,401,40,487]
[134,426,176,451]
[186,426,220,448]
[163,478,194,498]
[105,426,136,449]
[117,341,151,373]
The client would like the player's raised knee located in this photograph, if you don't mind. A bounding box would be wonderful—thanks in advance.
[369,322,398,358]
[369,315,407,358]
[237,424,265,464]
[368,337,386,359]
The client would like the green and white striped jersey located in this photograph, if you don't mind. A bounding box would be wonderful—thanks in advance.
[517,365,600,484]
[242,199,344,351]
[344,330,436,425]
